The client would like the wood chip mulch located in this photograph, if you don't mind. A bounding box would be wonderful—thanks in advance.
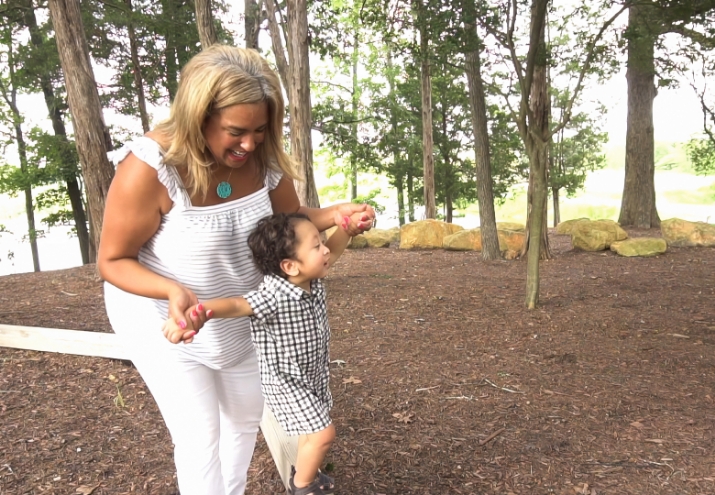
[1,229,714,495]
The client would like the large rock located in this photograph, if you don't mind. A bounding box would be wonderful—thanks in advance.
[443,227,525,253]
[556,218,589,235]
[347,234,369,249]
[571,219,628,251]
[443,229,482,251]
[496,222,525,232]
[399,220,464,249]
[661,218,715,247]
[610,238,667,257]
[362,229,394,248]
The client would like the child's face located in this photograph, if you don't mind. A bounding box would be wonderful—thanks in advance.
[291,220,331,280]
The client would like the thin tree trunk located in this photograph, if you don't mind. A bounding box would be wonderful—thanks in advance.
[285,0,319,207]
[396,174,406,226]
[407,166,415,222]
[2,41,40,271]
[126,0,150,133]
[350,30,359,201]
[24,4,90,264]
[48,0,115,259]
[552,187,561,226]
[161,0,178,100]
[417,0,435,219]
[195,0,218,48]
[523,0,552,309]
[618,4,660,228]
[465,51,500,258]
[245,0,260,49]
[265,0,290,90]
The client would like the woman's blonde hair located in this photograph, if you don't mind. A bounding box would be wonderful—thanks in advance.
[155,45,297,198]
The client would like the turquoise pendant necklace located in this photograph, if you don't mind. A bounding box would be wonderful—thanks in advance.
[216,168,234,199]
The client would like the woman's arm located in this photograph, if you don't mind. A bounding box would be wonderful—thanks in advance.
[97,154,200,328]
[269,176,376,234]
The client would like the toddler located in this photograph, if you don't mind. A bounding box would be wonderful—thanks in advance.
[164,212,352,495]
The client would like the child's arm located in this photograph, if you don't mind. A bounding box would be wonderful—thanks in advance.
[200,296,254,319]
[162,297,254,344]
[326,216,352,267]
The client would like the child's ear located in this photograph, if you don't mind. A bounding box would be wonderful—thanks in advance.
[280,258,299,277]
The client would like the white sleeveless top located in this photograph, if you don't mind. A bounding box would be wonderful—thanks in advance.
[103,137,282,369]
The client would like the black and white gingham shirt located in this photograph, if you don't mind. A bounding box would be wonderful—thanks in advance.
[244,274,332,435]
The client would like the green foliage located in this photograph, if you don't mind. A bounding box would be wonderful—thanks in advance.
[353,189,385,214]
[687,137,715,175]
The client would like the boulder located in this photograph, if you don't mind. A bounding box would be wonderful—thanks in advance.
[399,220,464,249]
[660,218,715,247]
[443,229,482,251]
[610,238,667,257]
[571,219,628,251]
[496,222,525,232]
[556,218,589,235]
[362,229,393,248]
[442,227,525,253]
[347,234,369,249]
[386,227,401,244]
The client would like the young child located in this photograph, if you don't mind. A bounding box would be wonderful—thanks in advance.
[163,212,352,495]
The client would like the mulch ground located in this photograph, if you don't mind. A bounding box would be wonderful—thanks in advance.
[1,229,714,495]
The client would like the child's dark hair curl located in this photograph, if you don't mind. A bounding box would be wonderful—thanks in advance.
[248,212,310,278]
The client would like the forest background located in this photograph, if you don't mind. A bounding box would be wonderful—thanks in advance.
[0,0,714,281]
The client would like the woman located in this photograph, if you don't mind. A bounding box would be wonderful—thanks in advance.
[97,45,373,495]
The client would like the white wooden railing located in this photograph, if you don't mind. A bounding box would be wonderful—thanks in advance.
[0,324,129,360]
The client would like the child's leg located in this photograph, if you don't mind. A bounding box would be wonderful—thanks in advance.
[293,424,336,489]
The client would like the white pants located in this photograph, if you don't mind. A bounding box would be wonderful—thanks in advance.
[106,285,297,494]
[131,347,265,495]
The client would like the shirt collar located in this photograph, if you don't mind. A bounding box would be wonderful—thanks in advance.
[265,274,324,300]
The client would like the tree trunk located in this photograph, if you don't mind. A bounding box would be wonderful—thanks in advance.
[464,38,500,259]
[245,0,260,49]
[350,30,359,201]
[265,0,290,90]
[417,0,435,219]
[161,0,178,101]
[523,0,552,309]
[618,4,660,228]
[285,0,319,207]
[396,174,406,226]
[195,0,218,48]
[48,0,115,259]
[126,0,150,133]
[24,4,90,264]
[407,166,415,222]
[552,186,561,227]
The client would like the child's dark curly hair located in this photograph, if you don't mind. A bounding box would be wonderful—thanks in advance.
[248,212,311,278]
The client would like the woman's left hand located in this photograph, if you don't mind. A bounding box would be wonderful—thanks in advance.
[334,203,375,236]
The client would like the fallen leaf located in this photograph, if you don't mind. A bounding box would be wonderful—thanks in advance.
[342,376,362,385]
[630,421,644,428]
[76,484,100,495]
[668,333,690,339]
[644,438,664,444]
[392,412,414,424]
[108,375,118,382]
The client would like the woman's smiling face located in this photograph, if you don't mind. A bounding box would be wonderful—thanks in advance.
[203,102,268,170]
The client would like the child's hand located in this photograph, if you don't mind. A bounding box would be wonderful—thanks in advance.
[162,316,197,344]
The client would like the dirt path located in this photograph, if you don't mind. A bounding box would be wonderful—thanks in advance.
[1,232,714,494]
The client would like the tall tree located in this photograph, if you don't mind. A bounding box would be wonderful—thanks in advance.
[414,0,436,219]
[245,0,260,49]
[619,0,715,227]
[17,0,91,264]
[195,0,218,47]
[462,0,500,259]
[48,0,115,258]
[285,0,319,207]
[0,26,40,271]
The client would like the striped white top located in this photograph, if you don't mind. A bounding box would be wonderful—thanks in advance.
[103,137,282,369]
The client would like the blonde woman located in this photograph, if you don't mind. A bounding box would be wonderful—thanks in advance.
[98,45,373,495]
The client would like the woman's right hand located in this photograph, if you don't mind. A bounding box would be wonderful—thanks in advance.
[167,285,210,343]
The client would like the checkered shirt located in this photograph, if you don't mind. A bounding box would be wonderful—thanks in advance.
[244,274,332,435]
